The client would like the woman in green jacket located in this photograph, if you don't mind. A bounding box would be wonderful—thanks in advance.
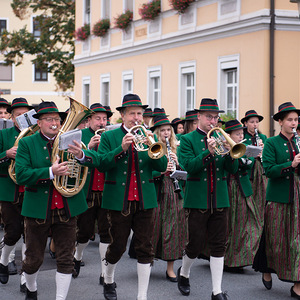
[223,120,263,271]
[262,102,300,298]
[151,116,187,282]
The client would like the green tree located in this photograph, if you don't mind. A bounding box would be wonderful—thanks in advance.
[0,0,75,91]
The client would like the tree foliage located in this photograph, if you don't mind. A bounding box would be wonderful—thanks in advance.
[0,0,75,91]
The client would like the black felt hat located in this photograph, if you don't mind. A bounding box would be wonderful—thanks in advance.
[273,102,300,121]
[32,101,67,119]
[116,94,148,111]
[195,98,224,113]
[241,110,264,124]
[7,98,33,113]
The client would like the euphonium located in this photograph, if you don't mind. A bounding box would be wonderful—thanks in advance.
[51,97,93,197]
[207,126,246,159]
[8,124,39,184]
[129,125,166,159]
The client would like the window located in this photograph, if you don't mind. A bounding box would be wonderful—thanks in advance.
[82,77,90,107]
[122,71,133,96]
[33,18,41,38]
[34,64,48,81]
[0,63,12,81]
[179,62,196,116]
[124,0,133,12]
[84,0,91,24]
[100,74,110,106]
[102,0,110,19]
[0,19,7,34]
[148,68,161,108]
[218,55,239,118]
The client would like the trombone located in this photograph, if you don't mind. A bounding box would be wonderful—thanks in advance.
[207,125,246,159]
[129,125,166,159]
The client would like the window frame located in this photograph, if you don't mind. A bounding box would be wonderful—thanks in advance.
[33,63,48,82]
[147,66,161,109]
[100,73,110,106]
[122,70,133,96]
[0,19,8,34]
[0,61,13,82]
[82,76,91,108]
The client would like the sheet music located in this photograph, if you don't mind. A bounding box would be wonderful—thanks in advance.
[0,119,14,130]
[59,129,82,150]
[245,145,262,158]
[16,109,37,131]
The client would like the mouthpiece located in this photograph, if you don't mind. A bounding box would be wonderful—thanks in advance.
[51,125,57,130]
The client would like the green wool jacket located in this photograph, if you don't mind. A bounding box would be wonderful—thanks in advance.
[0,126,22,202]
[15,131,87,219]
[178,128,239,209]
[228,156,254,198]
[263,133,300,204]
[81,127,102,200]
[81,125,168,212]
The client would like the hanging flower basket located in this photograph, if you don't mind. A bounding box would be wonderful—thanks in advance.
[74,24,90,41]
[92,19,110,37]
[139,0,161,21]
[114,10,133,31]
[169,0,195,14]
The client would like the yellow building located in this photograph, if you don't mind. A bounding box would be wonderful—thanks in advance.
[73,0,300,136]
[0,0,72,110]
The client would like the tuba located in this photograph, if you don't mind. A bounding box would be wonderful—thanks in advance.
[51,97,93,197]
[129,125,166,159]
[8,124,39,184]
[207,126,246,159]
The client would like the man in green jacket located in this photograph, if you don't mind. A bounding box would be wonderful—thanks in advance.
[15,101,87,300]
[177,98,238,300]
[0,98,32,287]
[69,94,168,300]
[73,103,113,284]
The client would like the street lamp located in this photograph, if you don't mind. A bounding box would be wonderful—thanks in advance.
[290,0,300,18]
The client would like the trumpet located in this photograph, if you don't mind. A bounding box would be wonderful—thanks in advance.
[207,125,246,159]
[129,125,166,159]
[95,128,105,136]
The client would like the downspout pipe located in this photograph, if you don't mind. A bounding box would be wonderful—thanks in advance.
[270,0,275,137]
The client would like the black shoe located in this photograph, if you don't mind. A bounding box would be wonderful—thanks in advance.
[48,239,56,259]
[0,263,9,284]
[25,288,37,300]
[166,271,177,282]
[224,265,244,274]
[262,274,272,290]
[8,260,17,275]
[211,292,228,300]
[103,283,117,300]
[80,260,85,267]
[72,258,81,278]
[20,283,27,293]
[177,267,190,296]
[99,275,104,285]
[291,286,300,299]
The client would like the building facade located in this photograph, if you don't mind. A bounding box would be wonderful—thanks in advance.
[0,0,72,109]
[73,0,300,135]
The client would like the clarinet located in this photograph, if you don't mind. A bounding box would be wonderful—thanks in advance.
[254,128,263,163]
[165,137,181,194]
[292,128,300,152]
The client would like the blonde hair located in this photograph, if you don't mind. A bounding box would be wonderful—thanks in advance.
[153,124,178,154]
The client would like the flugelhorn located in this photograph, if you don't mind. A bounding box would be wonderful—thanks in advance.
[207,125,246,159]
[129,125,166,159]
[95,128,105,136]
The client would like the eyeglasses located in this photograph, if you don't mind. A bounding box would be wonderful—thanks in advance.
[204,114,219,121]
[40,117,61,123]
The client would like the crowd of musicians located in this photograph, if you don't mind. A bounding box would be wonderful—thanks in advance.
[0,94,299,300]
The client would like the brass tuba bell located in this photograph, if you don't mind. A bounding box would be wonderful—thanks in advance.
[51,97,93,197]
[129,125,166,159]
[207,126,246,159]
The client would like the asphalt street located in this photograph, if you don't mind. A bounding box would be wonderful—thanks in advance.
[0,230,294,300]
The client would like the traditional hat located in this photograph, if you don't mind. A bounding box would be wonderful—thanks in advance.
[143,108,153,117]
[90,103,112,118]
[7,97,33,113]
[116,94,148,111]
[241,110,264,124]
[171,117,185,127]
[152,108,168,117]
[224,119,246,133]
[32,101,67,119]
[196,98,224,113]
[218,118,225,125]
[273,102,300,121]
[185,110,198,121]
[150,115,171,131]
[0,98,10,108]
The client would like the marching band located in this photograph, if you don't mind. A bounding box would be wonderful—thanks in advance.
[0,94,300,300]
